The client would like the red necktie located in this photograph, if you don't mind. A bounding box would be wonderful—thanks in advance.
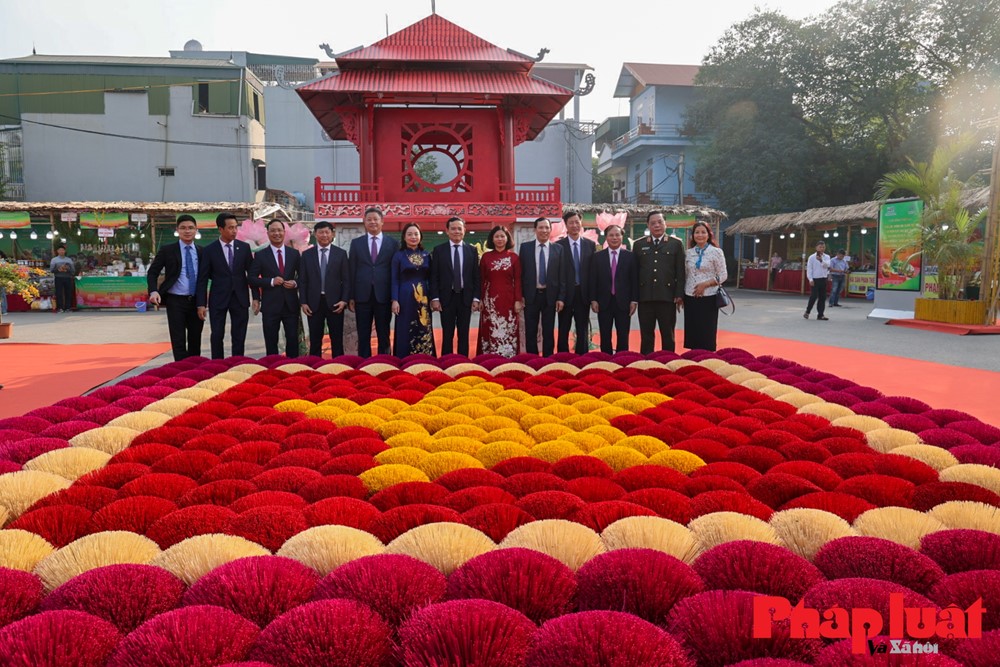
[277,248,284,275]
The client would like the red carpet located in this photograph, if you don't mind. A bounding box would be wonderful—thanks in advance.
[0,342,171,418]
[886,318,1000,335]
[713,330,1000,427]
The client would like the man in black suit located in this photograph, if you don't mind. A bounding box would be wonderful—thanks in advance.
[635,210,686,354]
[589,225,638,354]
[147,214,205,361]
[196,212,254,359]
[556,210,596,354]
[299,221,351,357]
[348,208,399,357]
[429,216,481,356]
[519,217,566,356]
[248,219,301,358]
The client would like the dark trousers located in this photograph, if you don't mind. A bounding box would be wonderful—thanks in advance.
[558,285,590,354]
[806,278,827,316]
[829,275,845,306]
[638,301,677,354]
[164,293,204,361]
[307,295,345,357]
[524,290,556,356]
[683,294,720,351]
[54,276,75,311]
[208,300,249,359]
[597,301,631,354]
[439,291,473,356]
[355,299,392,358]
[262,308,299,357]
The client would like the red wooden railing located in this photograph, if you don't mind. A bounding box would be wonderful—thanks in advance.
[314,177,561,207]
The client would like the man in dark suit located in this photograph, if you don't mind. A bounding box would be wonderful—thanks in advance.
[635,210,686,354]
[147,214,205,361]
[248,219,301,358]
[299,221,351,357]
[519,217,567,356]
[429,216,481,356]
[589,225,638,354]
[196,212,254,359]
[556,210,596,354]
[348,207,399,357]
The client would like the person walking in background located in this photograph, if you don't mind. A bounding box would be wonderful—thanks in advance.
[519,217,566,356]
[249,219,301,357]
[635,211,686,354]
[429,216,480,356]
[391,222,435,357]
[770,252,783,286]
[682,221,728,351]
[556,209,596,354]
[478,225,522,358]
[49,244,77,313]
[196,212,254,358]
[805,240,831,320]
[349,208,399,357]
[299,221,351,357]
[589,225,637,354]
[828,249,849,307]
[147,214,205,361]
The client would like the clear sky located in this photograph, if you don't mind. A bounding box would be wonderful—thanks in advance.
[0,0,842,123]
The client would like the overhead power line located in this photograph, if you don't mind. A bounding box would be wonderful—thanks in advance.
[0,112,353,150]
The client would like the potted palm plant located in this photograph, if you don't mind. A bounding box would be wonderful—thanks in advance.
[0,260,43,338]
[875,137,988,324]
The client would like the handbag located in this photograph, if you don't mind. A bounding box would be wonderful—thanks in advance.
[715,277,734,315]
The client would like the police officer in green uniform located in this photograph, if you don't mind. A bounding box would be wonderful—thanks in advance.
[635,210,686,354]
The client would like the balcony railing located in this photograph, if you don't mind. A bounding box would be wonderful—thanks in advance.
[499,179,561,204]
[316,178,561,206]
[612,123,686,151]
[315,177,384,205]
[313,177,561,223]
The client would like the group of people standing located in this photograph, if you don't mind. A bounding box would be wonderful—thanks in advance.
[146,208,729,362]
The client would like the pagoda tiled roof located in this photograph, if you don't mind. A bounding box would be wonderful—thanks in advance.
[335,14,533,71]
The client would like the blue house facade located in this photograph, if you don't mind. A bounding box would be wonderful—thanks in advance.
[596,63,716,208]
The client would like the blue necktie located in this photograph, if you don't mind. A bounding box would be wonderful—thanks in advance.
[538,245,547,287]
[573,241,581,285]
[184,245,196,294]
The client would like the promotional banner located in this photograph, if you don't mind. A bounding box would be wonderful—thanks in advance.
[80,213,129,229]
[0,211,31,229]
[877,199,923,291]
[75,276,148,309]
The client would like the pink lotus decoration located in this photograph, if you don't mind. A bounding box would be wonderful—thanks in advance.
[285,223,312,252]
[236,219,268,249]
[549,221,568,242]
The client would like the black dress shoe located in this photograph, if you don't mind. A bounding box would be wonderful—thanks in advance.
[803,312,809,319]
[817,316,829,320]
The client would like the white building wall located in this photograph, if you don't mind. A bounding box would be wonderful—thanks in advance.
[263,86,359,208]
[514,120,594,205]
[22,87,256,202]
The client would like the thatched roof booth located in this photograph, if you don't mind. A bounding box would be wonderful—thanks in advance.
[724,187,991,293]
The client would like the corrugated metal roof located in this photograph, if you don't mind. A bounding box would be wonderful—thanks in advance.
[298,69,573,97]
[337,14,532,68]
[1,54,237,68]
[614,63,700,97]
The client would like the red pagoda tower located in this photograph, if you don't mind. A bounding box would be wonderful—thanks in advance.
[297,13,573,230]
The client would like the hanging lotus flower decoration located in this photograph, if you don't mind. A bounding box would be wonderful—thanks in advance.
[236,219,268,250]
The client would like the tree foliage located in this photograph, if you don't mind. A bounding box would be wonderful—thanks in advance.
[686,0,999,221]
[592,157,613,203]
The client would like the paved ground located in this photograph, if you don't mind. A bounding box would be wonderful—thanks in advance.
[3,289,998,375]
